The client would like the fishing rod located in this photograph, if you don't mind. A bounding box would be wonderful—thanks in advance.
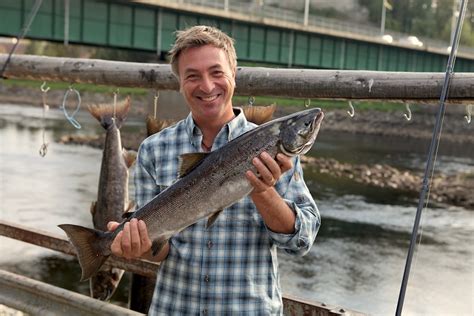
[395,0,469,315]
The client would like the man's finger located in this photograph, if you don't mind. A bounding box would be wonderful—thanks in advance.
[107,221,120,232]
[111,231,124,257]
[129,219,141,257]
[138,220,152,251]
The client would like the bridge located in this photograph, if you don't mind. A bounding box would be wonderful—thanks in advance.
[1,0,473,72]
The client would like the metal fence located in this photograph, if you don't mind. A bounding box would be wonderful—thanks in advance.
[177,0,474,56]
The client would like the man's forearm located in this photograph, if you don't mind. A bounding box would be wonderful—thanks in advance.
[251,188,296,234]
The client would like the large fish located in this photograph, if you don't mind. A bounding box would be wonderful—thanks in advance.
[59,107,324,281]
[87,96,136,300]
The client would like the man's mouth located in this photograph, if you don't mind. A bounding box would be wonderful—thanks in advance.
[198,94,220,102]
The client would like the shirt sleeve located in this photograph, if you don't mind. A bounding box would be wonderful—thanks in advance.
[266,156,321,256]
[134,140,161,209]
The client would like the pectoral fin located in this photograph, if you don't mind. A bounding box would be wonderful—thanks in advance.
[178,152,210,178]
[206,210,223,229]
[151,238,168,256]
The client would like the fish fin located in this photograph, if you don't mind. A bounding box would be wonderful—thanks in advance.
[206,209,223,229]
[125,201,135,212]
[151,238,168,256]
[178,152,210,178]
[146,115,174,136]
[87,96,131,129]
[90,268,124,301]
[123,149,137,168]
[90,201,97,216]
[58,224,111,281]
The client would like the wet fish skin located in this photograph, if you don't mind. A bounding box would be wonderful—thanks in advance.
[59,107,324,281]
[87,97,135,300]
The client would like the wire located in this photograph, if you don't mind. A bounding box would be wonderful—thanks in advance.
[395,0,469,314]
[0,0,43,79]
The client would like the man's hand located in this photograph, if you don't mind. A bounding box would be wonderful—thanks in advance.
[108,218,152,260]
[245,152,293,194]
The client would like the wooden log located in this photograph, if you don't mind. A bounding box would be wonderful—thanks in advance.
[1,53,473,102]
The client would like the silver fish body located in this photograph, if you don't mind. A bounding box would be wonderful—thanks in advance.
[87,97,135,300]
[59,107,324,281]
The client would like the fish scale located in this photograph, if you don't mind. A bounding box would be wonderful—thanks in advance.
[59,107,324,281]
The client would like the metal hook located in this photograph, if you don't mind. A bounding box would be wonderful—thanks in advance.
[39,81,50,157]
[113,89,119,119]
[248,96,255,106]
[304,99,311,108]
[404,103,412,121]
[347,101,355,118]
[40,81,50,93]
[465,104,472,124]
[153,90,160,119]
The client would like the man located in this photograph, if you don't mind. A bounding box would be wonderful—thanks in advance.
[108,25,320,315]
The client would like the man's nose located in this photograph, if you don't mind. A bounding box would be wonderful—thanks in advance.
[199,75,215,93]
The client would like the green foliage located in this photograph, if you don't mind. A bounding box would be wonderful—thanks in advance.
[2,78,148,95]
[357,0,474,47]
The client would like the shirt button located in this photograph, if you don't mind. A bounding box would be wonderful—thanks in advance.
[207,240,213,248]
[203,309,208,315]
[204,275,210,282]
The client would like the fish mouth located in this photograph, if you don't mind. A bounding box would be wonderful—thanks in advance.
[279,109,324,156]
[298,111,324,155]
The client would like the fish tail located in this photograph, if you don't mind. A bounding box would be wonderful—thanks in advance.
[58,224,112,281]
[88,96,131,129]
[146,115,173,136]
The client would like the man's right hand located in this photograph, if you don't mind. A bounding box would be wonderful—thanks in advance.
[108,218,152,260]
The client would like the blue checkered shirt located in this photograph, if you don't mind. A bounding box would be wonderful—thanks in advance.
[134,108,320,315]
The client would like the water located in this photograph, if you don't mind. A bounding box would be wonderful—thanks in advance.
[1,103,473,315]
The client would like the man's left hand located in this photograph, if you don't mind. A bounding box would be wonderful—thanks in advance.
[246,152,293,194]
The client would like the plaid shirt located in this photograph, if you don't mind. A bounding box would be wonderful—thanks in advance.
[135,108,320,315]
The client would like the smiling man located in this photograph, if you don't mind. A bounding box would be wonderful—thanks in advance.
[108,25,321,315]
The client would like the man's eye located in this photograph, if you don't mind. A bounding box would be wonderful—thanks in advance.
[186,74,198,80]
[213,71,224,77]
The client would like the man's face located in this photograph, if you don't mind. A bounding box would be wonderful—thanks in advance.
[178,45,236,125]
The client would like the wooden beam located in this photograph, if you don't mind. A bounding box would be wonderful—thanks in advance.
[1,54,473,102]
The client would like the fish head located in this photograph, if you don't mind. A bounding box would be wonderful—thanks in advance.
[279,108,324,156]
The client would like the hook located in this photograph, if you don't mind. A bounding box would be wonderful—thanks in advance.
[248,96,255,106]
[40,81,50,93]
[60,85,82,129]
[153,90,160,119]
[304,99,311,108]
[347,101,355,118]
[39,81,50,157]
[113,88,119,119]
[465,104,472,124]
[404,103,412,121]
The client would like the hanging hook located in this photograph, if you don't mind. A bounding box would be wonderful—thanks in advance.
[347,101,355,118]
[39,81,50,157]
[465,104,472,124]
[153,90,160,119]
[40,81,50,93]
[248,96,255,106]
[304,98,311,108]
[113,88,119,119]
[404,103,412,121]
[60,85,82,129]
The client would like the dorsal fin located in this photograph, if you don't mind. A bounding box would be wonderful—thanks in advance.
[178,152,209,178]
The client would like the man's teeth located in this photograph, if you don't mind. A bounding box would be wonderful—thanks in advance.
[200,95,218,102]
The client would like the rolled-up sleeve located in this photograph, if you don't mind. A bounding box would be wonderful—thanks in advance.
[266,156,321,256]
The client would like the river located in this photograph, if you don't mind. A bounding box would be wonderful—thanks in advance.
[0,103,472,315]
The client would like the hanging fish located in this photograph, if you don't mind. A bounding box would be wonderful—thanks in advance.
[87,96,136,300]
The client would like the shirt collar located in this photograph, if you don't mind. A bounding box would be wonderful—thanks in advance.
[185,108,248,151]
